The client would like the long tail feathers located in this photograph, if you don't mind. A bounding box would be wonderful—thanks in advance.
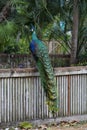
[36,58,58,113]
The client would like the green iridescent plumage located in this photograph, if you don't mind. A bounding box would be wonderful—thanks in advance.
[30,31,58,113]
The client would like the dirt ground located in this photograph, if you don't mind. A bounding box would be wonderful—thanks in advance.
[1,121,87,130]
[40,124,87,130]
[34,121,87,130]
[36,124,87,130]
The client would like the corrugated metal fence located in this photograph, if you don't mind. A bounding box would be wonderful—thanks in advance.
[0,66,87,124]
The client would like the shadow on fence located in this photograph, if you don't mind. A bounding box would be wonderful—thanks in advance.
[0,54,70,69]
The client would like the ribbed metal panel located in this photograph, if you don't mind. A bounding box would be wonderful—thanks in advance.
[70,74,87,115]
[0,77,45,122]
[0,67,87,123]
[56,76,68,117]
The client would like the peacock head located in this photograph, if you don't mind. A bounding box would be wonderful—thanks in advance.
[30,24,36,32]
[30,24,38,40]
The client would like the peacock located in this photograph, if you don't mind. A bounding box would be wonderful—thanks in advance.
[29,27,58,113]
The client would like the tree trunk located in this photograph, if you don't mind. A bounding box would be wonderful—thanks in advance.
[70,0,79,64]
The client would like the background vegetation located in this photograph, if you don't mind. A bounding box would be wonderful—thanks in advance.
[0,0,87,66]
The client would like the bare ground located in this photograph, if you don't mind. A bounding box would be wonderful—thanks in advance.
[1,123,87,130]
[1,120,87,130]
[35,124,87,130]
[34,121,87,130]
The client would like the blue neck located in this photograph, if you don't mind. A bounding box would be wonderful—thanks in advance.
[32,31,38,40]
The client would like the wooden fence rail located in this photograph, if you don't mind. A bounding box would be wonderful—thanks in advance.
[0,66,87,124]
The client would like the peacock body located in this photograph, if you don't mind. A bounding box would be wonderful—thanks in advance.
[29,31,58,112]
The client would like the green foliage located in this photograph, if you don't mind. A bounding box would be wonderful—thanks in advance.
[77,25,87,56]
[0,21,17,52]
[0,0,87,60]
[0,21,29,54]
[43,19,71,54]
[19,122,33,129]
[51,58,70,67]
[78,51,87,65]
[11,0,29,25]
[76,0,87,57]
[77,61,87,66]
[17,38,29,54]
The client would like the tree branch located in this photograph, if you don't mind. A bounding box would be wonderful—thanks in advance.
[0,2,11,23]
